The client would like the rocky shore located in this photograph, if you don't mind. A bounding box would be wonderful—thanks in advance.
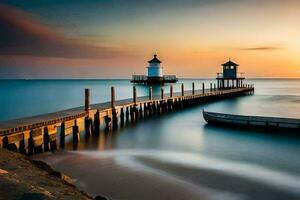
[0,149,100,200]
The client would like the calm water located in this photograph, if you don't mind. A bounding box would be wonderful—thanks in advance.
[2,79,300,200]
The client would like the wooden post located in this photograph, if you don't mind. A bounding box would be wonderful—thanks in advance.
[181,83,184,96]
[210,83,212,92]
[192,82,195,95]
[19,134,26,154]
[111,87,115,108]
[43,127,50,152]
[214,83,216,91]
[104,115,111,131]
[120,107,125,126]
[85,88,90,114]
[133,86,137,104]
[149,86,153,100]
[139,103,143,119]
[111,86,118,129]
[112,108,118,130]
[84,116,91,137]
[156,101,161,115]
[28,132,34,155]
[161,87,164,99]
[73,120,80,143]
[126,106,130,122]
[94,110,100,135]
[202,83,205,95]
[170,85,173,98]
[143,103,147,118]
[60,122,65,149]
[130,106,134,123]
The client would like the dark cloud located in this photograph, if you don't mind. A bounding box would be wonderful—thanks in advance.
[236,46,283,51]
[0,3,120,59]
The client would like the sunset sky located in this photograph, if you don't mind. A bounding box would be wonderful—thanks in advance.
[0,0,300,78]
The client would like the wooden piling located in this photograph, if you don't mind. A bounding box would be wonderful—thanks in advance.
[202,83,205,95]
[139,103,143,119]
[147,102,152,116]
[112,109,118,129]
[43,127,50,152]
[85,88,90,113]
[192,82,195,95]
[94,110,100,135]
[149,86,153,100]
[124,107,128,122]
[170,85,173,98]
[143,103,147,118]
[19,134,26,154]
[161,87,164,99]
[104,115,111,131]
[120,107,125,125]
[84,116,91,137]
[28,132,34,155]
[111,86,116,108]
[133,86,137,104]
[73,120,80,143]
[130,106,134,123]
[181,83,184,96]
[60,122,65,148]
[111,86,118,129]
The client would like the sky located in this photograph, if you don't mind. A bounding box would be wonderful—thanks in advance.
[0,0,300,79]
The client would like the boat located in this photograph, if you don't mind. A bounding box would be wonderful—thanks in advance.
[203,110,300,130]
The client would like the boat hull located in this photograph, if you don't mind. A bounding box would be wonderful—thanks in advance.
[203,111,300,130]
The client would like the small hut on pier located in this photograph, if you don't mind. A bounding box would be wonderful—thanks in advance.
[216,59,245,88]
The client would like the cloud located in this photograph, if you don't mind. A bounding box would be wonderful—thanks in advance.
[236,46,284,51]
[0,3,120,59]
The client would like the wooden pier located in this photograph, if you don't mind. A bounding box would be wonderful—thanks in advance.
[0,83,254,154]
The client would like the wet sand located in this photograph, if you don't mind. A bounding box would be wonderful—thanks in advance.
[34,150,300,200]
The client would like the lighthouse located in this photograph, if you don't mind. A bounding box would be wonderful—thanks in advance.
[131,54,178,84]
[147,54,163,82]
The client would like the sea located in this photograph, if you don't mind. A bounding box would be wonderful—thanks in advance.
[1,79,300,200]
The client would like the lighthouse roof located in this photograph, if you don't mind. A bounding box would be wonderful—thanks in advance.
[148,54,162,63]
[222,60,239,67]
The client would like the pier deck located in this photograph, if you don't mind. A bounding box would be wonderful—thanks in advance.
[0,84,254,154]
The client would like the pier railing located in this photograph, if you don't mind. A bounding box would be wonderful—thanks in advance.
[131,75,178,82]
[163,75,178,81]
[132,75,147,81]
[0,83,254,154]
[217,72,245,79]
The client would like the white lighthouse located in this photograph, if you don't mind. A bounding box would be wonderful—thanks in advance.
[131,54,178,84]
[147,54,163,78]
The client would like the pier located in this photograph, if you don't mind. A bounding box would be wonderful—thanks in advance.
[0,83,254,154]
